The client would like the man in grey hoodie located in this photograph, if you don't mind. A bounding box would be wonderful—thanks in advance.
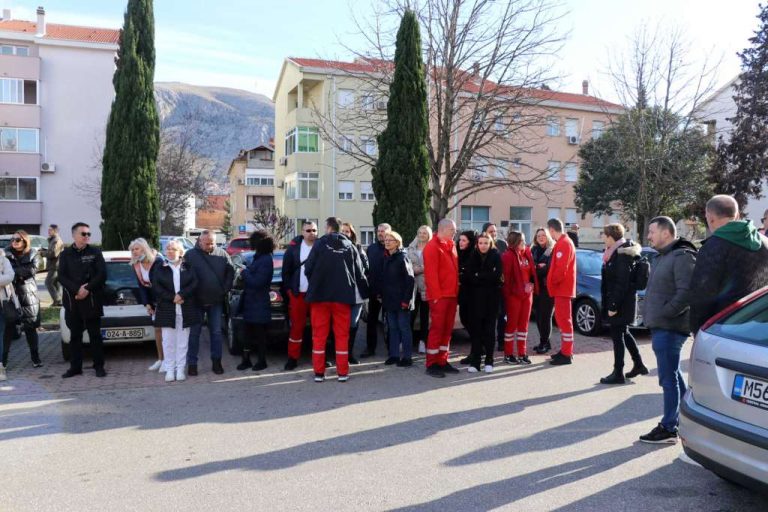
[639,216,697,445]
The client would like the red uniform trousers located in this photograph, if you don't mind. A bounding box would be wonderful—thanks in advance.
[554,296,574,356]
[287,291,309,360]
[310,302,351,377]
[426,297,457,367]
[504,293,533,356]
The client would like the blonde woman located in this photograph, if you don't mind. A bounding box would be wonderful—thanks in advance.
[152,240,199,382]
[531,227,555,354]
[3,230,42,368]
[0,248,16,381]
[382,231,415,366]
[129,238,165,371]
[407,225,432,354]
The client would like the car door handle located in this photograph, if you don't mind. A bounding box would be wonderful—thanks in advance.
[715,358,768,380]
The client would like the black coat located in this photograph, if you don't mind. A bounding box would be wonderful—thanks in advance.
[366,240,387,297]
[600,241,641,326]
[58,244,107,319]
[531,244,552,296]
[281,235,307,296]
[381,249,415,312]
[457,247,474,305]
[6,248,41,328]
[152,261,201,329]
[183,246,234,306]
[461,248,503,320]
[135,254,164,307]
[304,233,368,305]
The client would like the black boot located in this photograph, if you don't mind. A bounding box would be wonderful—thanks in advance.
[31,350,42,368]
[534,342,551,354]
[600,369,626,384]
[252,357,267,371]
[212,358,224,375]
[1,351,7,368]
[625,362,650,378]
[237,352,253,371]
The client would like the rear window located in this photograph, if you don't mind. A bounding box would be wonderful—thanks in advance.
[230,239,249,248]
[706,293,768,346]
[576,251,602,276]
[105,262,138,290]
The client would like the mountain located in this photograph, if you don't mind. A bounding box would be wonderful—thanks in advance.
[154,82,275,188]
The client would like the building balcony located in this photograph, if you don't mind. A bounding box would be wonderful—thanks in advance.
[285,107,316,130]
[0,200,41,225]
[0,152,41,175]
[0,55,40,81]
[0,103,40,128]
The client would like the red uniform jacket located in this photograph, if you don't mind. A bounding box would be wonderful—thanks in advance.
[547,234,577,298]
[423,235,458,301]
[502,246,539,298]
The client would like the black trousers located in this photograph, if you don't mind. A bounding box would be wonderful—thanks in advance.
[535,292,554,344]
[609,323,642,369]
[410,298,430,343]
[3,324,39,365]
[469,313,496,367]
[366,298,383,353]
[496,296,507,349]
[243,322,268,362]
[67,315,104,371]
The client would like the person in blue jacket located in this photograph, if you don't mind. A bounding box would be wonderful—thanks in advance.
[382,231,416,367]
[236,230,275,371]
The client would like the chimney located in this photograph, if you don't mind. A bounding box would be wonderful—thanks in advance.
[36,6,45,37]
[582,80,589,95]
[1,9,11,20]
[471,62,480,77]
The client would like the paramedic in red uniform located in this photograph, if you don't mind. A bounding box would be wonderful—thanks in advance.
[547,218,577,365]
[422,219,460,378]
[501,230,538,365]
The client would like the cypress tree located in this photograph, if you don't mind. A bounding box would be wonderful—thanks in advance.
[372,10,430,239]
[101,0,160,249]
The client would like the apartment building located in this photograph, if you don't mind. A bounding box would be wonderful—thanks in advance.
[273,57,625,247]
[227,144,276,233]
[0,8,118,241]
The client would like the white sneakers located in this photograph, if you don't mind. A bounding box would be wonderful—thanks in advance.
[0,363,6,381]
[467,366,479,373]
[484,365,494,373]
[418,341,426,354]
[175,368,186,381]
[165,368,186,382]
[148,360,163,372]
[338,375,349,382]
[165,370,175,382]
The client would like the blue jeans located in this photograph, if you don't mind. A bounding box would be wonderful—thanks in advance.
[651,328,688,431]
[187,302,224,365]
[387,309,413,359]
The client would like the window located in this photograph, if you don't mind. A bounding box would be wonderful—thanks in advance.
[361,136,377,156]
[547,116,560,137]
[338,89,355,108]
[509,206,532,241]
[547,207,561,221]
[285,172,319,199]
[0,45,28,56]
[592,213,605,228]
[592,121,604,139]
[512,157,521,168]
[284,127,319,155]
[547,161,561,181]
[460,206,490,232]
[0,128,38,152]
[339,134,354,152]
[493,112,505,134]
[360,181,375,201]
[493,160,506,178]
[0,177,37,201]
[565,208,578,226]
[565,118,579,138]
[246,195,274,209]
[245,176,274,186]
[338,180,354,200]
[360,227,375,246]
[564,162,578,182]
[470,158,488,181]
[0,79,36,104]
[360,93,375,111]
[285,176,296,199]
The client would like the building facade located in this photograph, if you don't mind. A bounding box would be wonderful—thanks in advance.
[227,144,276,234]
[0,8,118,242]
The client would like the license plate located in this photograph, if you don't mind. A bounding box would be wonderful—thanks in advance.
[101,328,145,340]
[732,374,768,411]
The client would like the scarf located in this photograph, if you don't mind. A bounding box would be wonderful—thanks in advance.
[603,237,626,263]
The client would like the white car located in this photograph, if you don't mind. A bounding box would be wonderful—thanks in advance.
[680,285,768,494]
[60,251,156,360]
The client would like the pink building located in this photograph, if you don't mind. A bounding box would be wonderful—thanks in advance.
[0,7,118,242]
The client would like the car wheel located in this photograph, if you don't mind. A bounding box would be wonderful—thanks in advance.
[574,298,601,336]
[61,338,70,361]
[227,315,242,355]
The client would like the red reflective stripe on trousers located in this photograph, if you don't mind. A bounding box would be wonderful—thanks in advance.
[504,294,533,356]
[554,296,574,356]
[288,291,309,360]
[426,297,457,367]
[310,302,351,376]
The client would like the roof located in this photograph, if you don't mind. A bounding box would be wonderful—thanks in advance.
[286,57,622,110]
[202,195,228,211]
[0,19,120,45]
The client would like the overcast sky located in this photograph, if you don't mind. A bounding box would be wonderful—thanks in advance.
[2,0,761,102]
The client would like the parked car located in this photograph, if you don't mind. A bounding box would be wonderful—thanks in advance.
[159,236,195,253]
[0,234,49,271]
[680,286,768,494]
[224,236,251,257]
[60,251,156,360]
[571,247,659,336]
[225,250,289,354]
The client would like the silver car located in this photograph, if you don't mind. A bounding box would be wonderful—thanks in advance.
[680,286,768,494]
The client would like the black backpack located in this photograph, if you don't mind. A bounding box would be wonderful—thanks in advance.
[630,255,651,291]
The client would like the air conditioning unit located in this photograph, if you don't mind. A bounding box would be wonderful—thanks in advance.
[279,156,288,166]
[237,179,244,185]
[376,99,387,110]
[41,162,55,173]
[567,135,579,145]
[276,180,284,189]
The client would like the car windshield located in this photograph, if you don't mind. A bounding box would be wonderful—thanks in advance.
[235,251,283,283]
[106,261,138,290]
[576,250,603,276]
[706,292,768,346]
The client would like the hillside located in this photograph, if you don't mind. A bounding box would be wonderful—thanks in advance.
[154,82,275,188]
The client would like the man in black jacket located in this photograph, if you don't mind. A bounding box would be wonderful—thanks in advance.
[184,231,234,376]
[58,222,107,378]
[482,222,507,350]
[304,217,368,382]
[690,195,768,333]
[281,221,317,370]
[361,223,390,358]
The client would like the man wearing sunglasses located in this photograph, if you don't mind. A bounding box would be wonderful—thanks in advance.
[58,222,108,378]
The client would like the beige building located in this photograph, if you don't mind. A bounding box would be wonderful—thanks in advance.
[273,57,626,247]
[227,144,276,234]
[0,8,119,241]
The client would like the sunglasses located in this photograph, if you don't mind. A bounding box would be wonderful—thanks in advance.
[304,229,317,233]
[79,232,92,237]
[11,237,23,242]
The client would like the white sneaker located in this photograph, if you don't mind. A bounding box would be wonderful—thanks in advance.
[467,366,479,373]
[165,370,175,382]
[418,341,426,354]
[484,365,494,373]
[175,368,186,381]
[148,360,163,371]
[338,375,349,382]
[0,363,6,381]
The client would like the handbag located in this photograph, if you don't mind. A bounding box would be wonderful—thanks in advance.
[2,298,19,324]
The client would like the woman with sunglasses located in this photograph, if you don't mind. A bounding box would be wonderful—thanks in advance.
[3,231,42,368]
[759,209,768,236]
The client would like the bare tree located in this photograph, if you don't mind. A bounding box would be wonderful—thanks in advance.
[309,0,569,225]
[252,206,295,245]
